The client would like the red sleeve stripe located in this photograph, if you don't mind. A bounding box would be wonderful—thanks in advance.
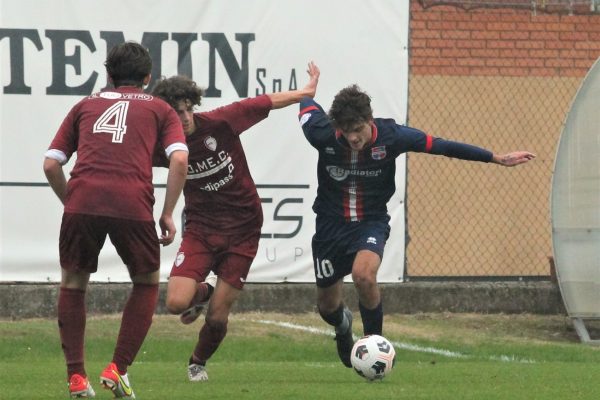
[298,105,318,116]
[425,135,433,152]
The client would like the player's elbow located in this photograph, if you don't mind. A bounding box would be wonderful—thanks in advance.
[43,158,61,179]
[168,150,189,174]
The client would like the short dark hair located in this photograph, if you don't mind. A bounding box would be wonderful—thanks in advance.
[104,41,152,88]
[328,84,373,132]
[151,75,203,109]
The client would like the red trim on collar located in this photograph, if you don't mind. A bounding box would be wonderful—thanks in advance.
[369,122,378,144]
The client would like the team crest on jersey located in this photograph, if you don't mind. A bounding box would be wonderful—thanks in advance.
[175,252,185,267]
[204,136,217,151]
[371,146,387,160]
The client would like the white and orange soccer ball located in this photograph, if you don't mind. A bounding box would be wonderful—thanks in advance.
[350,335,396,381]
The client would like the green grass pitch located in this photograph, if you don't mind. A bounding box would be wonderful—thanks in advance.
[1,313,599,399]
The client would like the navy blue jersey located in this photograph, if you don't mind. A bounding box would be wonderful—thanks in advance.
[298,97,493,222]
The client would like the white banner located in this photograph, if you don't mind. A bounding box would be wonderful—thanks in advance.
[0,0,409,282]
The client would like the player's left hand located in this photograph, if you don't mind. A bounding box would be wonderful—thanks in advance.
[303,61,320,98]
[159,214,176,246]
[493,151,536,167]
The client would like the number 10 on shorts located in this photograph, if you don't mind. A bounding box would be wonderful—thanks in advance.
[315,258,334,278]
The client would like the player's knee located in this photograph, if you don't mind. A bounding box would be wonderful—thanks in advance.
[165,295,189,314]
[352,269,377,289]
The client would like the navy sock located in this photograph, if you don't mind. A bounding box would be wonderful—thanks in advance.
[319,303,345,328]
[359,301,383,335]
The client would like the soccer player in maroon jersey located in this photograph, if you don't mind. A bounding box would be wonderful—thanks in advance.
[43,41,188,398]
[151,61,320,382]
[298,84,535,368]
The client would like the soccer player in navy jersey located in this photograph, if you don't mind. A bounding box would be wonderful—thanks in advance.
[298,84,535,368]
[151,61,320,382]
[44,41,188,398]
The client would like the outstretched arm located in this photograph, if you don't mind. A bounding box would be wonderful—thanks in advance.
[268,61,320,109]
[491,151,536,167]
[424,134,536,167]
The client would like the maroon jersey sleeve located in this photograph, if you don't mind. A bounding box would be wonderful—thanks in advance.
[158,106,187,150]
[203,95,272,135]
[152,142,170,168]
[48,101,84,161]
[153,105,186,168]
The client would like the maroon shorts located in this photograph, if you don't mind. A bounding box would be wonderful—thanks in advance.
[169,228,260,290]
[59,212,160,276]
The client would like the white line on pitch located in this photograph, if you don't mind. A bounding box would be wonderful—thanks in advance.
[254,319,536,363]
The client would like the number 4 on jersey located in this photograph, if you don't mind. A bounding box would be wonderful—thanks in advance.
[93,101,129,143]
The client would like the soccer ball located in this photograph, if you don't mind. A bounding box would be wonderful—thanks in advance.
[350,335,396,381]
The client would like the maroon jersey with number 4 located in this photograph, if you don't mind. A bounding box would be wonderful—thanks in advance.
[177,95,272,234]
[48,86,186,221]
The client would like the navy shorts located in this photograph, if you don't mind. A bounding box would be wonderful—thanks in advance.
[311,215,390,288]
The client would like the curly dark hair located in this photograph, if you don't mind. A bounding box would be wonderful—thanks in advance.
[328,84,373,132]
[151,75,203,109]
[104,41,152,88]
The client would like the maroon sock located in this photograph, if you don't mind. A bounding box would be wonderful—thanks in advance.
[58,287,87,379]
[192,319,227,363]
[112,283,158,374]
[191,282,211,305]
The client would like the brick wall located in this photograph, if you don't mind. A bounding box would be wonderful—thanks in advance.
[410,0,600,77]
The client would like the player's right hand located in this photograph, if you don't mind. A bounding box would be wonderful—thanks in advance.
[159,214,176,246]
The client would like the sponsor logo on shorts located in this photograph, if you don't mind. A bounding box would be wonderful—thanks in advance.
[367,237,377,245]
[175,252,185,267]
